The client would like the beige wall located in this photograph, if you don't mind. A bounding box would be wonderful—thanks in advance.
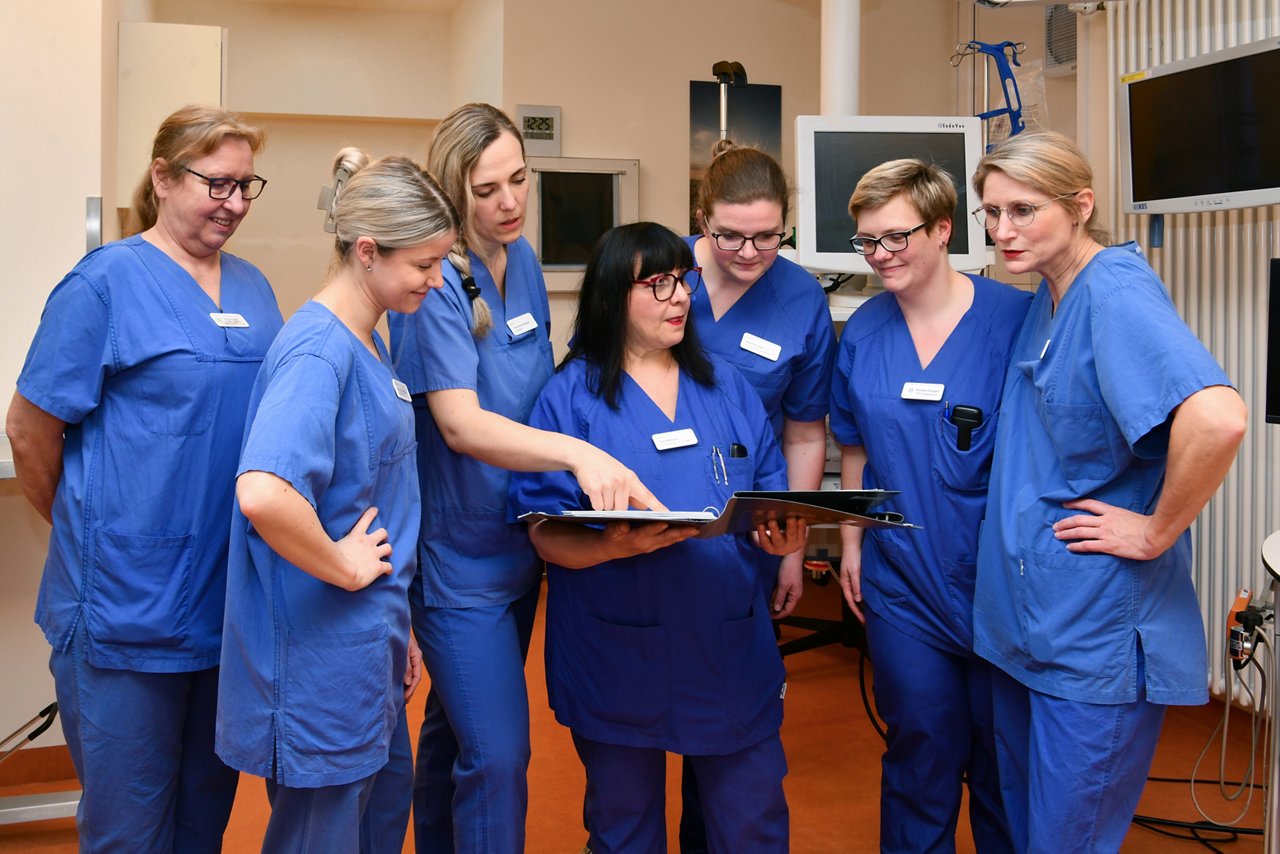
[150,0,453,119]
[449,0,503,107]
[0,0,121,744]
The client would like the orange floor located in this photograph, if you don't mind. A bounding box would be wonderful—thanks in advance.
[0,576,1268,852]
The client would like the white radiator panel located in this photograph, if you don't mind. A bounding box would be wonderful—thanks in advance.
[1108,0,1280,704]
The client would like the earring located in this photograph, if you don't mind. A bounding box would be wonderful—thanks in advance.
[366,264,372,272]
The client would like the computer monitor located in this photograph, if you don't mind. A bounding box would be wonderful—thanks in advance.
[1120,36,1280,215]
[1267,259,1280,425]
[795,115,987,275]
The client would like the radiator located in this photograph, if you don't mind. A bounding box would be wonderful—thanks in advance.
[1107,0,1280,704]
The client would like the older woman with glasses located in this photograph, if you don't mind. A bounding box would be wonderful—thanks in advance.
[970,131,1246,852]
[829,159,1031,853]
[510,222,807,854]
[6,105,281,852]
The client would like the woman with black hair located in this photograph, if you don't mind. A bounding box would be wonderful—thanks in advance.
[510,221,806,853]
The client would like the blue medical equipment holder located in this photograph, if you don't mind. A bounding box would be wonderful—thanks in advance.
[952,40,1026,143]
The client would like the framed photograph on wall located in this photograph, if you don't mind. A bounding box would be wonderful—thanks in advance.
[688,81,782,234]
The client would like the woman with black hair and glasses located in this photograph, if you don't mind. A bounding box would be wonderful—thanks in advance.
[829,159,1030,853]
[510,222,807,854]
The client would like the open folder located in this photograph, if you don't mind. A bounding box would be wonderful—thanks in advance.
[518,489,918,540]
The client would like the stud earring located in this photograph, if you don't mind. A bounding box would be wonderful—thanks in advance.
[366,264,372,272]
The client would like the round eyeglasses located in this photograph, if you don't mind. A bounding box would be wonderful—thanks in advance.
[972,192,1079,231]
[709,231,785,252]
[633,267,702,301]
[183,167,268,201]
[848,222,929,256]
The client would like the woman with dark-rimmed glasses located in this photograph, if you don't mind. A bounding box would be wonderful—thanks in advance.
[830,158,1030,853]
[511,222,808,853]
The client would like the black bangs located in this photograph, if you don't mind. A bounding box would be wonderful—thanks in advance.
[632,227,695,280]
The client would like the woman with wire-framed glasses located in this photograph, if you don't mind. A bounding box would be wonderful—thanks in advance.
[510,222,807,853]
[829,158,1031,853]
[5,105,282,852]
[970,131,1246,853]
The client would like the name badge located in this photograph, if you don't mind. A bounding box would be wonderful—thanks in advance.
[392,379,412,402]
[210,312,249,328]
[507,312,537,336]
[901,382,944,401]
[739,332,781,362]
[652,428,698,451]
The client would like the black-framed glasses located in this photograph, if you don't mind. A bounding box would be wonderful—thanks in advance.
[183,167,268,201]
[633,267,702,301]
[848,222,928,256]
[709,231,785,252]
[972,192,1078,231]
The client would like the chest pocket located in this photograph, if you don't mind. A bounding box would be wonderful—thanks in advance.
[132,358,215,436]
[932,410,999,493]
[364,373,417,467]
[1017,357,1125,492]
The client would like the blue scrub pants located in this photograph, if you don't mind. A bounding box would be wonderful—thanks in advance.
[989,659,1166,853]
[412,582,539,853]
[49,626,238,854]
[574,731,788,854]
[865,606,1011,854]
[263,702,411,854]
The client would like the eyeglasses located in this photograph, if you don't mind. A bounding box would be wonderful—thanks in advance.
[183,167,268,201]
[633,267,702,301]
[848,222,929,256]
[709,231,785,252]
[972,192,1078,231]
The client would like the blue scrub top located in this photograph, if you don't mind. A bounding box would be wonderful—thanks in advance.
[829,275,1031,655]
[17,234,282,672]
[974,243,1232,706]
[686,237,836,438]
[388,237,554,607]
[509,356,787,756]
[217,302,419,788]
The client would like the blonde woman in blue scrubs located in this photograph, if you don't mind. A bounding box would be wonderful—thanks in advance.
[218,149,458,852]
[388,103,659,853]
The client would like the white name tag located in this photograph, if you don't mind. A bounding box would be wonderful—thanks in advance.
[506,312,537,336]
[210,312,249,328]
[739,332,781,362]
[392,379,412,402]
[652,428,698,451]
[901,382,944,401]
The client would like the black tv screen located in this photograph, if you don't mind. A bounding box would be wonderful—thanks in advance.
[1123,38,1280,213]
[1268,259,1280,425]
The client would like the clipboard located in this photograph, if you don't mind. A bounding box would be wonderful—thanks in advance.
[518,489,918,539]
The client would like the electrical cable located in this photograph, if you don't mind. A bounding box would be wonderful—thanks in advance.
[858,651,887,743]
[1132,611,1271,848]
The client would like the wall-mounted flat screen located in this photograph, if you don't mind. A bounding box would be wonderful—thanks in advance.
[1120,37,1280,214]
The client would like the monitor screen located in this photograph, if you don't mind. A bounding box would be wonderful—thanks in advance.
[1268,259,1280,425]
[1121,36,1280,214]
[795,115,987,275]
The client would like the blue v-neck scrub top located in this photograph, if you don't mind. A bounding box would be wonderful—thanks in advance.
[509,357,788,755]
[217,303,419,788]
[974,243,1233,706]
[17,235,282,671]
[829,275,1032,655]
[685,238,836,438]
[388,236,554,607]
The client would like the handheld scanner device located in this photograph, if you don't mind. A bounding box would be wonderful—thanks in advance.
[948,404,984,451]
